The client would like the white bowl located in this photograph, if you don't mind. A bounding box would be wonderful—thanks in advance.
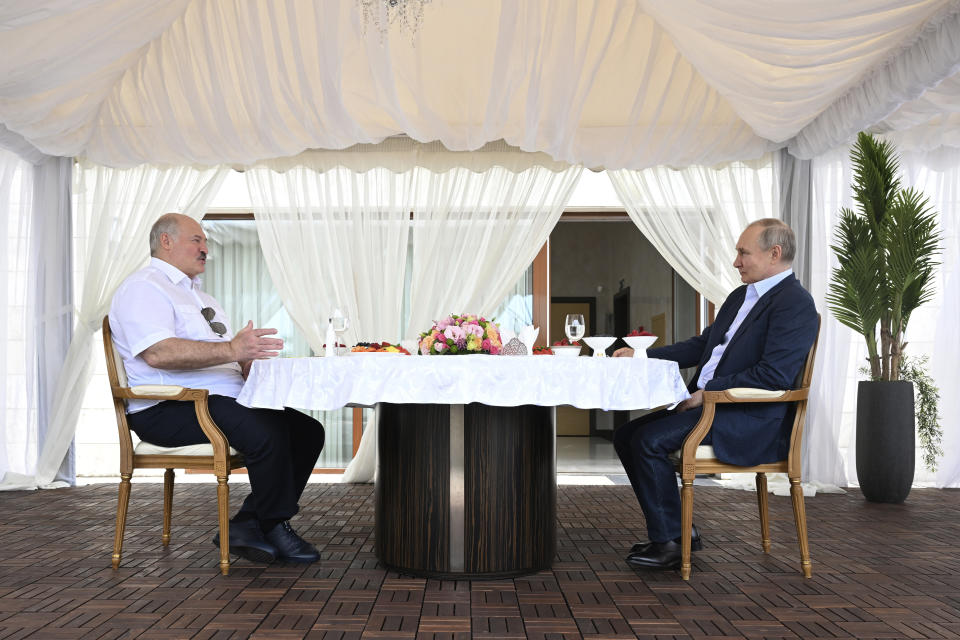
[582,335,616,357]
[551,345,582,357]
[623,335,657,357]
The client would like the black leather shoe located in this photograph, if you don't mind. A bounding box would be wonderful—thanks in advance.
[629,524,703,555]
[626,540,683,569]
[212,519,277,564]
[264,521,320,563]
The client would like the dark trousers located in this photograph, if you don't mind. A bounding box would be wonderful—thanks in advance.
[129,395,325,523]
[613,407,708,543]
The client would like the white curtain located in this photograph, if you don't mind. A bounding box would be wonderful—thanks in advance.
[0,149,37,484]
[405,167,581,339]
[807,144,960,488]
[791,3,960,159]
[608,155,778,305]
[246,140,580,482]
[0,159,227,490]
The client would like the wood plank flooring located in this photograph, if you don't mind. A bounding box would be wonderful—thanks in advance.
[1,481,958,639]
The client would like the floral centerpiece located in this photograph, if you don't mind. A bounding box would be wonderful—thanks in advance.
[418,314,502,355]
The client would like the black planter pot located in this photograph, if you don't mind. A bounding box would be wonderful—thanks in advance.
[856,380,915,503]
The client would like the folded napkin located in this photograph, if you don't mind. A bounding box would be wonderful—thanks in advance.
[518,325,539,354]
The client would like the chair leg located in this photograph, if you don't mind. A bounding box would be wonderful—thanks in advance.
[162,468,174,546]
[216,475,230,576]
[112,473,132,569]
[756,472,771,553]
[789,476,812,578]
[680,477,694,580]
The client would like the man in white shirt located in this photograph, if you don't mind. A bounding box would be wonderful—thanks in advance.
[109,213,326,565]
[612,218,818,570]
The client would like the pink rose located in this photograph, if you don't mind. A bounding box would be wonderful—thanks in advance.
[434,341,447,353]
[489,345,500,355]
[482,339,492,351]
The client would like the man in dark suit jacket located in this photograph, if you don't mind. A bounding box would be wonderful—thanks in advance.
[613,218,818,570]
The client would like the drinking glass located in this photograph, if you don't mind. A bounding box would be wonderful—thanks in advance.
[331,308,349,352]
[564,314,585,342]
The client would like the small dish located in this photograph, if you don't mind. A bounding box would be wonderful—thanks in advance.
[623,335,657,357]
[551,345,582,357]
[582,335,616,357]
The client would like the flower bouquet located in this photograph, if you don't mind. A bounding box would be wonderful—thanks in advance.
[419,314,502,355]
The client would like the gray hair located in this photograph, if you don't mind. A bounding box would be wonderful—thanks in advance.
[149,213,183,256]
[749,218,796,263]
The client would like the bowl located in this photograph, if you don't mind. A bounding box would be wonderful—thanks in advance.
[551,345,582,357]
[582,335,616,357]
[623,335,657,357]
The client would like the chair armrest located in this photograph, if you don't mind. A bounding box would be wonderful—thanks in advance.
[705,387,809,403]
[677,386,810,473]
[114,385,234,466]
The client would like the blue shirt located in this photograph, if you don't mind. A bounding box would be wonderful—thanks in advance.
[696,269,793,389]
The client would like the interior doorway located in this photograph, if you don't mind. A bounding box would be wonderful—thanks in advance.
[550,297,596,437]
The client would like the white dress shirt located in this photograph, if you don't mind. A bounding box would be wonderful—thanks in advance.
[696,269,793,389]
[109,257,243,413]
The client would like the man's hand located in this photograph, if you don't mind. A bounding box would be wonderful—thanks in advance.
[676,389,703,413]
[141,321,283,371]
[612,347,634,358]
[231,321,284,361]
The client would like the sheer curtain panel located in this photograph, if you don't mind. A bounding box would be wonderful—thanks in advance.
[0,160,227,490]
[246,140,581,482]
[608,156,778,305]
[0,149,37,485]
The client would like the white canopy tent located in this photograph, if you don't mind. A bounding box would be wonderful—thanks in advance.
[2,0,960,490]
[2,0,960,168]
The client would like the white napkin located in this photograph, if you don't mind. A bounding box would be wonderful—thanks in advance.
[518,325,539,354]
[499,328,516,346]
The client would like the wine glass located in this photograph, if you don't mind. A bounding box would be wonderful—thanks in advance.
[564,314,585,343]
[331,308,349,354]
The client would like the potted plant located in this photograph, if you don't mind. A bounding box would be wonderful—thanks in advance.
[826,131,942,503]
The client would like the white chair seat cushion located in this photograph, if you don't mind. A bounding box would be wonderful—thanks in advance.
[669,445,716,463]
[135,441,239,456]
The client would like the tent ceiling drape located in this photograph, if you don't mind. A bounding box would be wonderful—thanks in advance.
[2,0,959,168]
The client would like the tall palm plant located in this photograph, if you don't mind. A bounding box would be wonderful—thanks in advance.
[826,132,940,381]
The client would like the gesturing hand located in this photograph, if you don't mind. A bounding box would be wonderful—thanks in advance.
[231,320,284,361]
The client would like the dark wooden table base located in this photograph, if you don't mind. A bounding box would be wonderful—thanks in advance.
[375,402,557,578]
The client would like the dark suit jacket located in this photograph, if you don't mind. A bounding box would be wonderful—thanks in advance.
[648,273,818,466]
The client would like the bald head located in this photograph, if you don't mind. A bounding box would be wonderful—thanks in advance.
[149,213,209,277]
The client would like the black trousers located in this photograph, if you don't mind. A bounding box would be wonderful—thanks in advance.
[129,395,325,523]
[613,407,708,543]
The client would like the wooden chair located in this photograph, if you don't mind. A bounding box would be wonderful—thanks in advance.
[102,316,245,575]
[674,316,820,580]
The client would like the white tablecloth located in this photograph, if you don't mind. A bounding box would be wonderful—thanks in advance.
[237,354,690,411]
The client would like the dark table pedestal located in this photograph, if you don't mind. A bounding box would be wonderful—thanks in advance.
[375,403,556,578]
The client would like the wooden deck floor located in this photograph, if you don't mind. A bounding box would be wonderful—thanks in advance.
[1,481,958,639]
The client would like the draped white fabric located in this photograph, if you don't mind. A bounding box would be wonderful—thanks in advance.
[405,166,581,340]
[245,166,413,348]
[0,149,37,484]
[607,156,778,306]
[1,0,775,168]
[246,141,581,482]
[0,160,227,490]
[872,72,960,152]
[791,2,960,159]
[807,145,960,488]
